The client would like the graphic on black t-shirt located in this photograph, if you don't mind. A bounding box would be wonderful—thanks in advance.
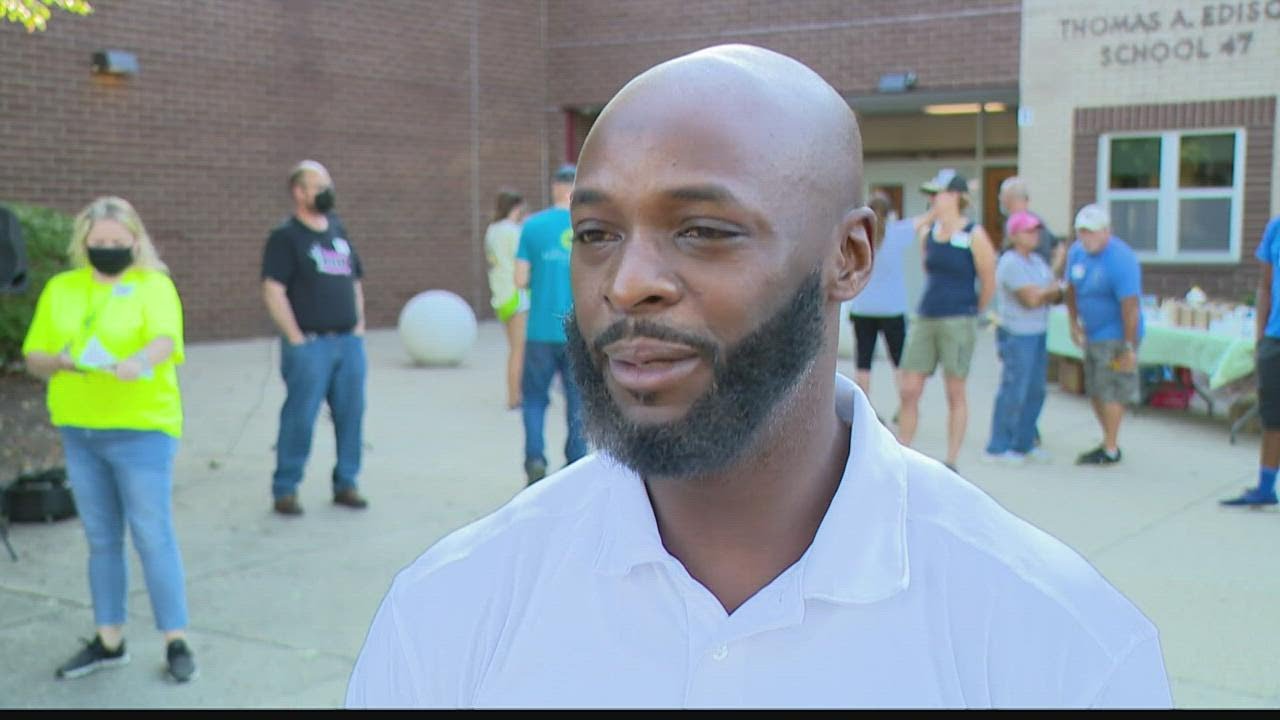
[261,216,363,333]
[309,237,355,276]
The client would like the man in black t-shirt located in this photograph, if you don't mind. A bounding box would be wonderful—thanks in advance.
[261,160,369,516]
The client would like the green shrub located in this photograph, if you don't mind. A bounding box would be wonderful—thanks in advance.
[0,201,73,368]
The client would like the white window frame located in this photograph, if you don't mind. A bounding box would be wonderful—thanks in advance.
[1096,128,1246,264]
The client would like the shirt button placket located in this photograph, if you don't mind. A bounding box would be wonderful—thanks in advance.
[686,640,746,708]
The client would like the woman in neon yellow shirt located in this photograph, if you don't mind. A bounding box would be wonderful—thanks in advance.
[22,196,196,683]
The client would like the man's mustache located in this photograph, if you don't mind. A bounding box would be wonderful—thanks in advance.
[588,318,720,364]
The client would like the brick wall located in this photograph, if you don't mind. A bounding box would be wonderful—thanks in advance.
[544,0,1023,160]
[1072,97,1276,301]
[0,0,547,341]
[1,1,1025,341]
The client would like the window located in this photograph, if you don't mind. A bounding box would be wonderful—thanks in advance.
[1097,129,1245,262]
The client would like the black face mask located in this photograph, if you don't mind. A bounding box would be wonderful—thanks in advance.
[87,247,133,276]
[312,188,336,213]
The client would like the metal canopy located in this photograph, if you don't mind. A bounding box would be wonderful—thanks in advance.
[847,86,1020,116]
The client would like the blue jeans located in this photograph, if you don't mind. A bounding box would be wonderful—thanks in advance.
[273,334,366,500]
[522,341,587,466]
[986,330,1049,455]
[59,428,187,632]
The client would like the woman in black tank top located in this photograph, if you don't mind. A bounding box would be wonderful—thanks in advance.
[894,172,997,472]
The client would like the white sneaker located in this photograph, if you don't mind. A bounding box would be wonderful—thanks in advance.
[1026,447,1052,464]
[980,451,1004,464]
[1001,451,1027,466]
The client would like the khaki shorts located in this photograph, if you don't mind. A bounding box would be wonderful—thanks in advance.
[1084,340,1139,404]
[900,315,978,378]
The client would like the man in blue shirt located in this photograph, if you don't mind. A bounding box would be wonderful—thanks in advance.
[1065,204,1144,466]
[1222,215,1280,506]
[514,164,587,484]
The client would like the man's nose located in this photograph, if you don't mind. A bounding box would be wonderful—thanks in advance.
[604,236,680,314]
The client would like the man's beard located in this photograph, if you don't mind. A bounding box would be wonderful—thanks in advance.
[565,270,827,480]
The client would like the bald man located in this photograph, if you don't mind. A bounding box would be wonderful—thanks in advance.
[346,46,1171,709]
[262,160,369,515]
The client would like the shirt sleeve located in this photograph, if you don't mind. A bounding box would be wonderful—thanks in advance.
[1065,243,1080,283]
[346,591,427,709]
[995,255,1014,292]
[351,245,364,280]
[516,222,533,264]
[1039,226,1059,253]
[261,229,294,285]
[21,275,61,356]
[141,274,186,365]
[1110,246,1142,300]
[1258,219,1280,264]
[336,219,363,280]
[1088,634,1173,709]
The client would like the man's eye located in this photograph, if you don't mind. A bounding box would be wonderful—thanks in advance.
[574,229,615,245]
[677,226,739,241]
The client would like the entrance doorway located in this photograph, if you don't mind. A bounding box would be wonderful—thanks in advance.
[870,183,904,222]
[982,166,1017,251]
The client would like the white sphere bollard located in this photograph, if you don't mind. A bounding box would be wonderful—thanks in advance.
[398,290,478,366]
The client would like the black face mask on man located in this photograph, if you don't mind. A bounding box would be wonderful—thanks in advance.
[312,187,336,213]
[87,246,133,276]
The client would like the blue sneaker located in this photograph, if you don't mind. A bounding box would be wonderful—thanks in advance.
[1219,487,1279,507]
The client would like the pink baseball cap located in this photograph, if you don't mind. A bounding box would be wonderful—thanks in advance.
[1005,210,1041,236]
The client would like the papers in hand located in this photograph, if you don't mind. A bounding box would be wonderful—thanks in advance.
[77,336,155,380]
[77,336,117,370]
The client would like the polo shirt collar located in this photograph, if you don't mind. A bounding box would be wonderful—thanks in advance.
[801,374,910,604]
[593,374,911,606]
[592,456,671,577]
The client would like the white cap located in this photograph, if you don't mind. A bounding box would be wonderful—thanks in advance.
[921,168,969,195]
[1074,203,1110,231]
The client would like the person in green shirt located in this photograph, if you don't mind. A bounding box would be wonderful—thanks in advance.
[22,196,195,683]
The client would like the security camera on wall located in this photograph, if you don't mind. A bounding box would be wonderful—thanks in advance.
[91,50,139,77]
[877,72,917,94]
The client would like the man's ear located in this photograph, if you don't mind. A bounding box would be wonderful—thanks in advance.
[830,206,875,303]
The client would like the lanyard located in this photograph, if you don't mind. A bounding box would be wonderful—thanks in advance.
[78,285,112,342]
[73,281,132,349]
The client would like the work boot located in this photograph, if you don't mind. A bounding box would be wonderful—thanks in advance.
[273,495,304,516]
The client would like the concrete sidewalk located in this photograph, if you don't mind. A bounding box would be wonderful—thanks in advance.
[1,322,1276,708]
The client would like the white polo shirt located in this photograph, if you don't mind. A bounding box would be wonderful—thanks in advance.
[346,374,1171,709]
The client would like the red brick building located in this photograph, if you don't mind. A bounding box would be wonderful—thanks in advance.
[4,1,1275,340]
[2,0,550,340]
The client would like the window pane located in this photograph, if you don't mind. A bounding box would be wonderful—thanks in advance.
[1179,134,1235,188]
[1109,137,1161,189]
[1110,199,1158,251]
[1178,197,1232,252]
